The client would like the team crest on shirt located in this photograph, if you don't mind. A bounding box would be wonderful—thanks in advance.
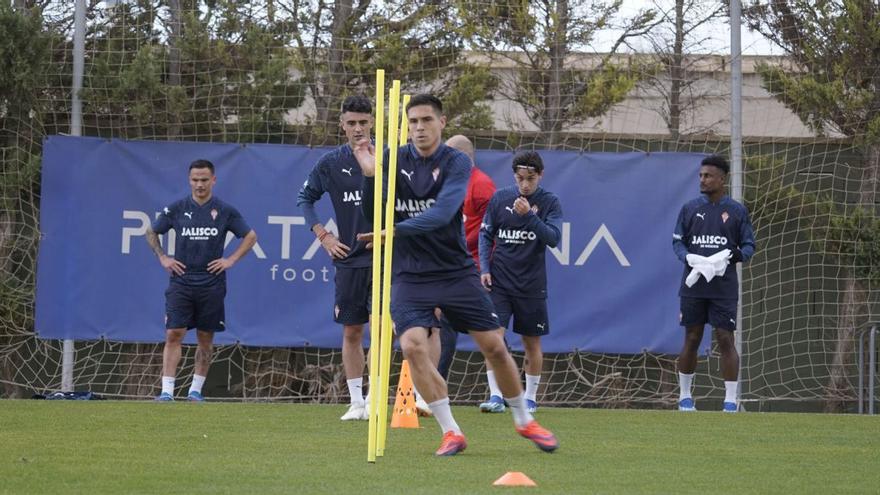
[210,209,218,221]
[530,204,539,214]
[721,211,729,223]
[432,168,440,181]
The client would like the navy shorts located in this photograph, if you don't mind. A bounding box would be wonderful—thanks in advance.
[165,281,226,332]
[680,297,737,331]
[391,274,500,335]
[334,266,371,325]
[491,290,549,337]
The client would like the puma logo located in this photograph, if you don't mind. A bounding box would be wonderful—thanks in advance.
[401,169,414,181]
[537,323,546,331]
[341,167,353,176]
[695,213,705,220]
[184,212,193,219]
[504,206,515,214]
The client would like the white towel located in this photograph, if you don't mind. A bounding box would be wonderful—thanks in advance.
[685,249,731,287]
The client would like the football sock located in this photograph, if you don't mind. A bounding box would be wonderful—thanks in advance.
[524,374,540,402]
[724,381,738,404]
[505,394,533,427]
[486,370,502,398]
[678,372,694,401]
[189,374,206,395]
[428,397,461,434]
[347,377,365,406]
[161,376,175,396]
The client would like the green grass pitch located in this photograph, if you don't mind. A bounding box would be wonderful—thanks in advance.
[1,401,878,494]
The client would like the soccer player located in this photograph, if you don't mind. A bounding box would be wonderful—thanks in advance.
[672,154,755,412]
[477,151,562,414]
[436,135,496,381]
[353,94,558,456]
[297,95,375,421]
[146,159,257,402]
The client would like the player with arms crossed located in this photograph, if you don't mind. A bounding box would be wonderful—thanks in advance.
[354,94,559,456]
[478,151,562,414]
[146,159,257,401]
[297,95,375,421]
[673,154,755,412]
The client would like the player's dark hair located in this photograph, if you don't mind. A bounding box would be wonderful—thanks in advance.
[701,154,729,174]
[512,151,544,174]
[406,93,443,115]
[189,159,215,174]
[341,95,372,114]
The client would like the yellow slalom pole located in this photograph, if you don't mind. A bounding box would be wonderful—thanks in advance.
[400,94,410,144]
[367,69,385,464]
[376,79,401,457]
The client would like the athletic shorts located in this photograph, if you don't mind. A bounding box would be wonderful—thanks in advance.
[680,297,737,331]
[491,290,549,337]
[334,266,371,326]
[165,281,226,332]
[391,274,500,336]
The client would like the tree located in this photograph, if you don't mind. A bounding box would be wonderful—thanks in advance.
[79,0,305,142]
[460,0,658,147]
[745,0,880,411]
[0,3,55,397]
[277,0,496,143]
[643,0,726,140]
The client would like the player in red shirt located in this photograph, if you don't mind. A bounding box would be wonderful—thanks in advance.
[437,135,496,379]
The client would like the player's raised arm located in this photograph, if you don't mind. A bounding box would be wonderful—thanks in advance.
[521,196,562,248]
[358,144,389,224]
[352,137,376,177]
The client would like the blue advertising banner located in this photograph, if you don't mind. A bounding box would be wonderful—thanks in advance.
[36,135,707,353]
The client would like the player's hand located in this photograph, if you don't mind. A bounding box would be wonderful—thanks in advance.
[513,196,531,215]
[352,138,376,177]
[480,273,492,290]
[159,255,186,276]
[729,248,744,263]
[321,233,350,259]
[357,229,391,244]
[207,257,234,274]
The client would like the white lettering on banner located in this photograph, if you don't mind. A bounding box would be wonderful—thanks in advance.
[268,215,305,259]
[121,210,149,254]
[122,210,176,255]
[548,222,631,267]
[123,212,631,273]
[269,264,332,283]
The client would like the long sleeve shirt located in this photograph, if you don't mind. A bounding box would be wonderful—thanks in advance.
[673,195,756,299]
[478,186,563,299]
[362,143,475,282]
[296,145,372,268]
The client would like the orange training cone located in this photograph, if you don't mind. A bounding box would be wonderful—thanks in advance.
[492,472,537,487]
[390,360,420,428]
